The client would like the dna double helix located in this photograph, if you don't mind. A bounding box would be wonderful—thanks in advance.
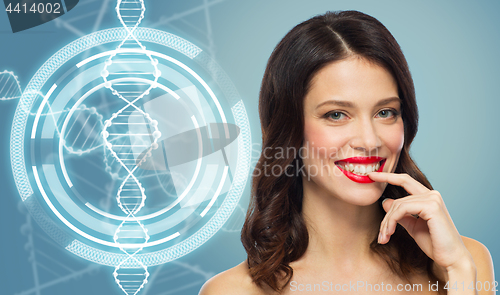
[101,1,161,294]
[0,70,22,100]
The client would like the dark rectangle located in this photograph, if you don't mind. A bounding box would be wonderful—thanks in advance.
[63,0,78,12]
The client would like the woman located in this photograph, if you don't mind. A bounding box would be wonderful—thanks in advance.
[200,10,494,294]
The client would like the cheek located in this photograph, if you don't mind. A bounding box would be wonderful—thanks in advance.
[383,121,405,153]
[303,121,349,159]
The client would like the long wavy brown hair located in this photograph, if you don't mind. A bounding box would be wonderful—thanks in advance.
[241,10,445,293]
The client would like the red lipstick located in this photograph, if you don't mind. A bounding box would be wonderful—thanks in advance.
[335,157,386,183]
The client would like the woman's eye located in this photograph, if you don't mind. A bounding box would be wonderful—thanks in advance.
[327,111,346,120]
[377,109,396,118]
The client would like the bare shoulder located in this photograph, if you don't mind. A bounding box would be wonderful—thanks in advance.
[199,261,266,295]
[461,236,495,283]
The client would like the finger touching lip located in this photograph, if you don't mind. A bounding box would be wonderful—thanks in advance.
[368,172,429,194]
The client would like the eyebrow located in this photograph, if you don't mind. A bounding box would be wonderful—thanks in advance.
[315,97,401,109]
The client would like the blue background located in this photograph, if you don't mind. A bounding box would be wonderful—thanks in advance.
[0,0,498,294]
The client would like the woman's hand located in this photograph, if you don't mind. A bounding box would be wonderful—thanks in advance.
[368,172,475,278]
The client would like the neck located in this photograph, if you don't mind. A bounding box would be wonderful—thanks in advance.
[299,179,384,269]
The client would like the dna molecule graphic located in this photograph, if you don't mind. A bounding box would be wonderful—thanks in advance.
[10,1,252,294]
[101,0,160,294]
[0,70,22,100]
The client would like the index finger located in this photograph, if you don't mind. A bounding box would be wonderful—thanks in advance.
[367,172,430,195]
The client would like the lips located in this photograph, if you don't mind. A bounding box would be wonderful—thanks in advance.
[334,157,386,183]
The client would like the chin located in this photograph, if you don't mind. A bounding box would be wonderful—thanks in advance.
[341,189,384,206]
[308,175,386,207]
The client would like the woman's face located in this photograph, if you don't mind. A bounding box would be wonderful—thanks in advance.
[301,56,404,206]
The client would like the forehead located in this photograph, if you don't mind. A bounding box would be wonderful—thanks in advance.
[305,57,399,109]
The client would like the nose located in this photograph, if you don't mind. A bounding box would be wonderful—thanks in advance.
[349,118,382,154]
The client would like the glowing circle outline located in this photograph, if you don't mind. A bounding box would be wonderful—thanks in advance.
[10,27,251,266]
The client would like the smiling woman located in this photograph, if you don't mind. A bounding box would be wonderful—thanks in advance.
[199,10,494,295]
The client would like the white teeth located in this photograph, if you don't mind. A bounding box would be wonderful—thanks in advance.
[359,166,366,174]
[339,161,382,176]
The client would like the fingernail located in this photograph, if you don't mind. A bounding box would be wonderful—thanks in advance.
[381,198,388,206]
